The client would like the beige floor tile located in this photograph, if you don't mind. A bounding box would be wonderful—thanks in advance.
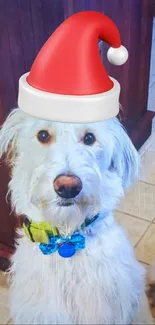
[148,140,155,152]
[0,285,9,307]
[0,271,7,286]
[115,211,149,247]
[140,151,155,185]
[135,224,155,264]
[117,181,155,221]
[0,271,9,288]
[138,133,155,156]
[0,304,10,324]
[140,261,149,268]
[0,285,11,323]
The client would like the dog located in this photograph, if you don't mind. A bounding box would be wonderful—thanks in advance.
[0,108,153,324]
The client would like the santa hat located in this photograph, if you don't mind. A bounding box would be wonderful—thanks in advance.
[18,11,128,123]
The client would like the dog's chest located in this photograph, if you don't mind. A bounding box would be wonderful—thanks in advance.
[12,240,112,323]
[10,229,142,324]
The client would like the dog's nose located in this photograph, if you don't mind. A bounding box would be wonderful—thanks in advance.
[53,174,82,199]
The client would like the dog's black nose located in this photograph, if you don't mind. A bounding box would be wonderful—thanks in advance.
[53,174,82,199]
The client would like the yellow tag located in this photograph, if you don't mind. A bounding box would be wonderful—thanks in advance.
[23,220,59,244]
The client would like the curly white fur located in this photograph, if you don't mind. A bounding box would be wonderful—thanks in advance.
[0,109,152,324]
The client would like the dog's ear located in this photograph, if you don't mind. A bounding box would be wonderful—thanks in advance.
[0,108,24,166]
[111,119,140,189]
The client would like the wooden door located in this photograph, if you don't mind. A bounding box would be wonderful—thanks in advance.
[0,0,155,269]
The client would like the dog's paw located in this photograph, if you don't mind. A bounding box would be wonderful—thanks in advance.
[146,264,155,318]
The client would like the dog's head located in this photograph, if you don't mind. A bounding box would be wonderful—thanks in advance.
[0,108,139,233]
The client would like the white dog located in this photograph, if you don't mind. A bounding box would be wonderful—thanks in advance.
[0,108,152,324]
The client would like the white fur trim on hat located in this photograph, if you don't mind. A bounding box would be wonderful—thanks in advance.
[107,45,128,66]
[18,73,120,123]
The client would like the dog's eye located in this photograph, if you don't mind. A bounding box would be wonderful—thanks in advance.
[83,133,96,145]
[37,130,51,143]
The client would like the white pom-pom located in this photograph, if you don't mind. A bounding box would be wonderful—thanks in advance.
[107,45,128,66]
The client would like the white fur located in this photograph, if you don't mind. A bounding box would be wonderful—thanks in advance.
[0,109,152,324]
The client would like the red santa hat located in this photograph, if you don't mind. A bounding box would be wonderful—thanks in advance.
[18,11,128,123]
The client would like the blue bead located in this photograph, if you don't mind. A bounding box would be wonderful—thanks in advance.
[58,243,75,258]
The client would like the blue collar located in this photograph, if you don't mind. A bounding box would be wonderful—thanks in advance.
[40,213,101,258]
[23,213,101,258]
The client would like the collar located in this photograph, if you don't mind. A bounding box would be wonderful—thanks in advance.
[23,214,101,259]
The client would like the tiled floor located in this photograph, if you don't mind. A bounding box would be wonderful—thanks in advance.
[1,133,155,323]
[116,132,155,265]
[0,272,11,324]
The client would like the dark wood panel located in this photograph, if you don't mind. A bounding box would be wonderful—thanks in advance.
[0,163,16,247]
[29,0,46,56]
[17,0,35,72]
[42,0,64,39]
[0,243,14,271]
[131,111,155,150]
[0,1,17,116]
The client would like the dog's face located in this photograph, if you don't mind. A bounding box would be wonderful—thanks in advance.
[0,109,139,233]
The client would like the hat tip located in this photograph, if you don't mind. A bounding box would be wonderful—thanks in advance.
[107,45,128,66]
